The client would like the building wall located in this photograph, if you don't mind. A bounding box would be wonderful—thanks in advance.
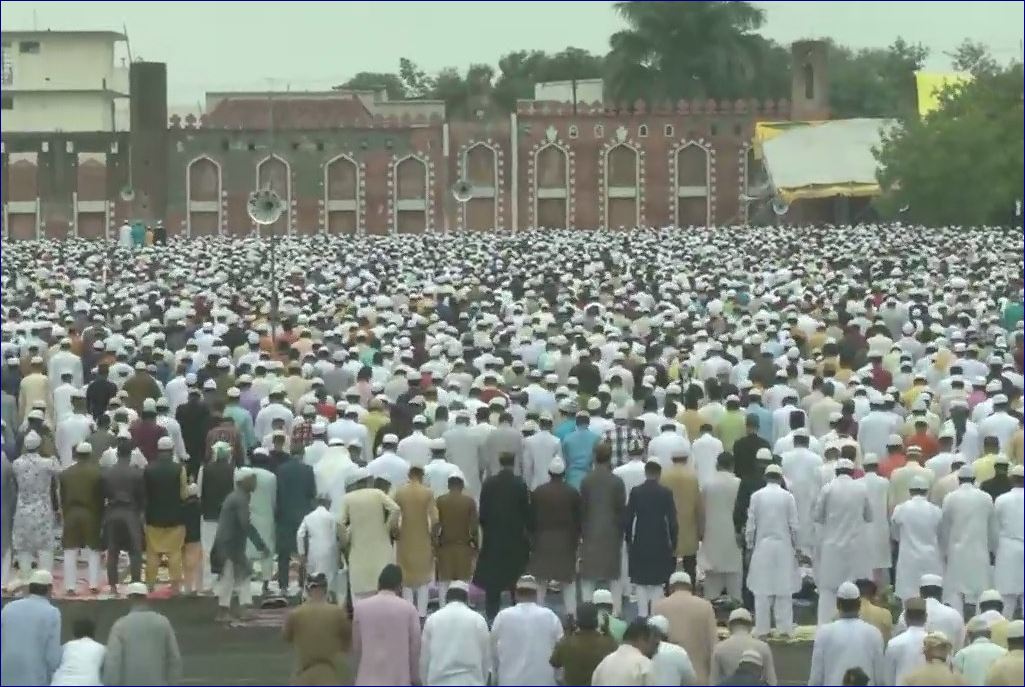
[2,99,827,239]
[1,92,115,132]
[534,79,604,104]
[2,34,121,91]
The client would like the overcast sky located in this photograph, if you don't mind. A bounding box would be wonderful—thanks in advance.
[2,1,1022,104]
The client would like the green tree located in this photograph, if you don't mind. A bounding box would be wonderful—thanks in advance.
[491,48,605,111]
[828,38,929,118]
[399,57,434,98]
[336,72,406,100]
[604,1,785,104]
[874,63,1024,226]
[947,39,1000,77]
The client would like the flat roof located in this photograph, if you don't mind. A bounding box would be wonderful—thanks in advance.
[1,30,126,41]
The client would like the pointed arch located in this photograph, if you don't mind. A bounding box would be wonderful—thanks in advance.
[600,140,644,229]
[186,154,222,237]
[668,140,716,227]
[255,154,291,236]
[457,140,501,231]
[323,153,362,234]
[390,153,429,234]
[530,141,570,229]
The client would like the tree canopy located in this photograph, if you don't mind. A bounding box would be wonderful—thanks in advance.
[874,63,1024,227]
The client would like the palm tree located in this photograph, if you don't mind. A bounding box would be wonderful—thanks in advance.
[606,1,773,104]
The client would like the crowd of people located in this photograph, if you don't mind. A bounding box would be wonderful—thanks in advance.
[0,223,1022,685]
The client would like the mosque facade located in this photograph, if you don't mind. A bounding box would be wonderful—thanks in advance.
[1,42,833,240]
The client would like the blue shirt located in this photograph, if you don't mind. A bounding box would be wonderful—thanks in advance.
[561,428,600,490]
[746,403,774,444]
[553,419,576,441]
[225,403,257,452]
[0,594,62,686]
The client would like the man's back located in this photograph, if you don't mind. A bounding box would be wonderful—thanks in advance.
[652,591,717,681]
[352,591,420,685]
[283,601,352,684]
[711,633,776,685]
[102,608,181,685]
[420,601,491,686]
[0,595,62,686]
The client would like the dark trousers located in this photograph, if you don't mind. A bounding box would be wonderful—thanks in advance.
[276,524,301,591]
[485,585,515,624]
[741,544,754,611]
[679,555,697,586]
[105,516,142,587]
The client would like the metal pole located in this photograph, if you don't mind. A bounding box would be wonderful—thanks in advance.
[267,82,278,347]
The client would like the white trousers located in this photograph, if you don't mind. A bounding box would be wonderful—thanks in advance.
[253,554,273,582]
[703,572,742,601]
[1,550,10,588]
[403,584,430,617]
[334,569,349,606]
[635,584,664,616]
[201,520,218,592]
[1002,594,1022,619]
[536,579,578,614]
[818,587,837,626]
[63,549,101,592]
[943,588,979,614]
[754,594,794,637]
[216,560,252,609]
[579,578,625,616]
[16,551,54,582]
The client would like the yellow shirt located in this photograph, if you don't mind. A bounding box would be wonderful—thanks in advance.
[1007,429,1024,465]
[973,454,1000,485]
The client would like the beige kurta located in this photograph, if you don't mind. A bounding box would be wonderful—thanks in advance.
[393,480,438,586]
[660,465,702,557]
[340,487,400,596]
[18,373,51,426]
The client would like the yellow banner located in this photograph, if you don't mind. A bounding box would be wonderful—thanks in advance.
[915,71,971,116]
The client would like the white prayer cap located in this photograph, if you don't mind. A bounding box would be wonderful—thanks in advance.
[548,456,566,475]
[835,458,855,472]
[448,580,469,593]
[142,398,157,413]
[958,464,975,480]
[186,482,200,498]
[29,569,54,586]
[755,448,772,461]
[237,374,253,384]
[23,431,41,450]
[920,573,943,588]
[837,581,860,600]
[647,615,670,635]
[412,414,427,425]
[1006,620,1024,640]
[202,379,217,390]
[728,608,753,624]
[27,409,45,421]
[125,581,149,597]
[1011,464,1025,478]
[979,589,1002,604]
[910,476,930,491]
[514,575,539,591]
[992,393,1008,404]
[863,452,879,466]
[312,423,326,436]
[217,357,231,368]
[157,436,174,450]
[764,463,783,477]
[668,571,691,586]
[227,387,241,398]
[591,589,614,605]
[382,433,399,445]
[75,442,92,455]
[986,380,1002,392]
[886,434,903,446]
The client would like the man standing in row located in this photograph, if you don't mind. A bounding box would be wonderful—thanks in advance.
[625,458,677,616]
[60,441,104,595]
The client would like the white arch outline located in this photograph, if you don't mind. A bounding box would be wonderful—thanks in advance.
[323,152,361,234]
[390,153,429,235]
[255,154,292,236]
[532,141,569,229]
[459,141,500,231]
[602,141,642,229]
[670,140,713,227]
[185,154,223,238]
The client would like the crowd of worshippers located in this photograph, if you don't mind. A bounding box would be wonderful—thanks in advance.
[0,224,1022,683]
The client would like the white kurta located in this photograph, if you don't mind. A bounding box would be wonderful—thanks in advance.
[491,602,563,686]
[700,471,742,573]
[522,431,561,491]
[992,487,1024,595]
[940,483,994,597]
[688,434,721,489]
[812,474,871,589]
[861,471,892,569]
[54,414,95,467]
[883,625,926,685]
[890,495,944,600]
[808,618,885,686]
[419,600,491,686]
[246,467,277,559]
[296,505,340,580]
[744,483,800,596]
[780,447,823,553]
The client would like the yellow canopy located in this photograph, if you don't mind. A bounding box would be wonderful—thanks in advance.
[915,71,971,117]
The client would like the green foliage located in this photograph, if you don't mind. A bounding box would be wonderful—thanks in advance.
[874,64,1024,227]
[827,38,929,119]
[336,72,407,100]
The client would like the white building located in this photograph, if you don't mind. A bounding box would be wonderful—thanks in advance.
[1,30,130,132]
[533,78,604,105]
